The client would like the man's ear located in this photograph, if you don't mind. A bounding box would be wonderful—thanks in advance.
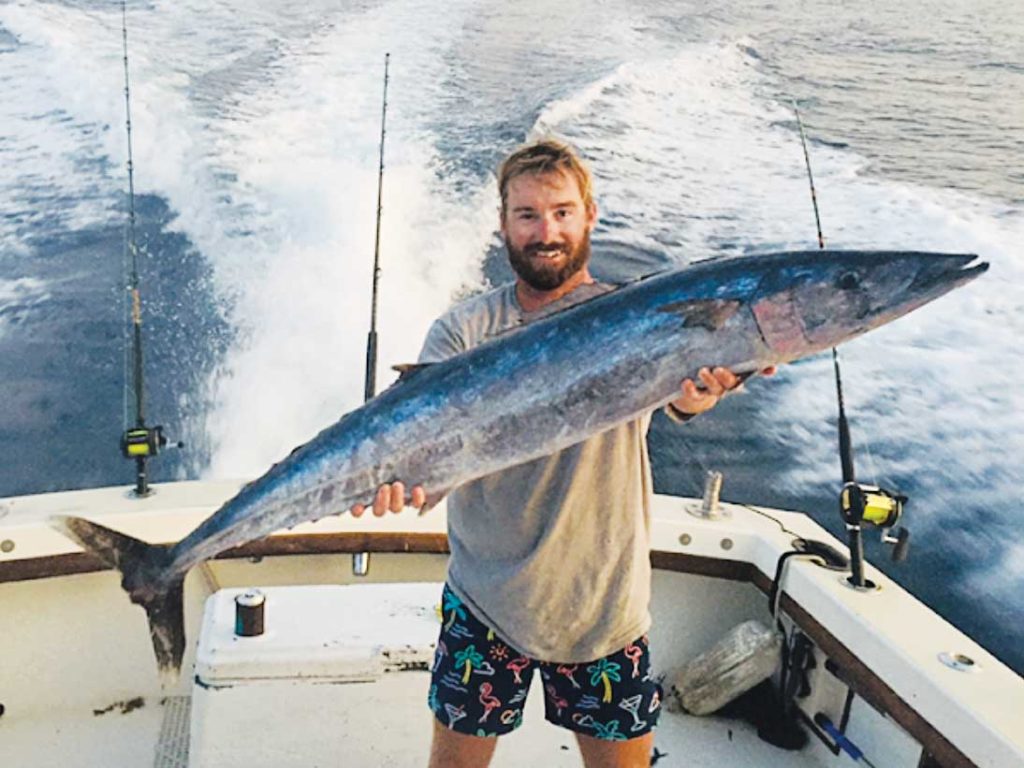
[586,201,598,231]
[499,205,508,239]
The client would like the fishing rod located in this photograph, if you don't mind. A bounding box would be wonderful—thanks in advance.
[354,53,390,578]
[792,103,909,588]
[117,1,174,495]
[364,52,390,403]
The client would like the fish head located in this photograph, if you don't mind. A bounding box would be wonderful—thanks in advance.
[750,250,988,360]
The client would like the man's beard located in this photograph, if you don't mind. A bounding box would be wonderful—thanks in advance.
[507,234,591,291]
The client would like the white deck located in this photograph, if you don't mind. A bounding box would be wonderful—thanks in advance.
[1,679,831,768]
[1,481,1022,767]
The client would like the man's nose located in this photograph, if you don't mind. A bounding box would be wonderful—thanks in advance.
[536,214,558,241]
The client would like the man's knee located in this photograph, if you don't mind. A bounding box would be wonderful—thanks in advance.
[574,730,653,768]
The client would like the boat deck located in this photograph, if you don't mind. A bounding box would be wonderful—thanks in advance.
[3,685,835,768]
[3,482,1022,767]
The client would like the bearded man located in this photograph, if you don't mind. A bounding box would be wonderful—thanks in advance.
[353,139,770,767]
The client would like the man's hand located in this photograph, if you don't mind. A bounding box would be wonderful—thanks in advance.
[672,366,776,418]
[351,482,427,517]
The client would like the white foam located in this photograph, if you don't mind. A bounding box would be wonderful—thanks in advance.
[2,0,499,479]
[533,40,824,257]
[190,0,498,478]
[532,40,1024,537]
[0,277,50,340]
[0,5,124,242]
[970,539,1024,589]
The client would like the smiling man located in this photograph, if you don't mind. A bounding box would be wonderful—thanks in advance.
[354,139,764,767]
[504,160,595,300]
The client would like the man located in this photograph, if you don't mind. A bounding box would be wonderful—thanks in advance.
[352,139,770,767]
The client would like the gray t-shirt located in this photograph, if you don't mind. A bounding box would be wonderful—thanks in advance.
[418,280,653,663]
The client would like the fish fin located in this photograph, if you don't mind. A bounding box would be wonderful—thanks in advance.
[417,488,451,516]
[392,363,434,382]
[51,515,185,680]
[658,298,741,331]
[145,581,186,687]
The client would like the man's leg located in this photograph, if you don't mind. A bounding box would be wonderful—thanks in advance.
[428,719,499,768]
[575,731,653,768]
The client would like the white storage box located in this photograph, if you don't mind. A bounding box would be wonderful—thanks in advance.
[189,582,441,767]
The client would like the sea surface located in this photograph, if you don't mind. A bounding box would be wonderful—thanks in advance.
[1,0,1021,675]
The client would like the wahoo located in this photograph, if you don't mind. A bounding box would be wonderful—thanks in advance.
[53,249,986,675]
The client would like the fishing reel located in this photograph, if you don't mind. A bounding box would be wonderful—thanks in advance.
[121,425,168,459]
[121,425,183,496]
[121,425,183,460]
[840,482,910,562]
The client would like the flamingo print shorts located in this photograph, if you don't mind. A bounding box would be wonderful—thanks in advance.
[428,584,663,740]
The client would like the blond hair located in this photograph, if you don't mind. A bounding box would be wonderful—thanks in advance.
[498,139,594,219]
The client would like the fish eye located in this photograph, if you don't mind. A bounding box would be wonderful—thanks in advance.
[837,272,860,291]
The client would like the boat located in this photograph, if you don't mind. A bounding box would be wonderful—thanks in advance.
[2,473,1021,767]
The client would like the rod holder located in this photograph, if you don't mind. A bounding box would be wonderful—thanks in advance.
[701,470,723,518]
[688,470,725,519]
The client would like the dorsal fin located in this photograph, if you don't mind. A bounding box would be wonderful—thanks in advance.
[391,363,434,382]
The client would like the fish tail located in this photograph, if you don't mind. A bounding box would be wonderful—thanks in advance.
[51,515,186,680]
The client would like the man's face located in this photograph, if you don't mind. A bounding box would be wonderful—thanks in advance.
[501,170,597,291]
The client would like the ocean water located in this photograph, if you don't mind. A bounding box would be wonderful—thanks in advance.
[0,0,1021,675]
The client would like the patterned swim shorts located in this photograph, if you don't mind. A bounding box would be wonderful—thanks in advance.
[428,584,662,741]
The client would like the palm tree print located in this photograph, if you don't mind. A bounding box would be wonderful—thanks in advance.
[455,644,484,683]
[590,719,628,741]
[443,591,467,630]
[587,658,622,703]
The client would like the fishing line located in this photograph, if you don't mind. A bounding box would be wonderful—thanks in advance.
[740,503,803,539]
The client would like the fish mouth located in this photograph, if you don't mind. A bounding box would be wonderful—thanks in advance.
[909,253,988,294]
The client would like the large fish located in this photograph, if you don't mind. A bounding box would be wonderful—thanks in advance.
[54,249,986,674]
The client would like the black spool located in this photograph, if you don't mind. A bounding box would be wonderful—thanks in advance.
[234,589,265,637]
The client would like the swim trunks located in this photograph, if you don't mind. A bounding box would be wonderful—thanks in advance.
[428,584,663,740]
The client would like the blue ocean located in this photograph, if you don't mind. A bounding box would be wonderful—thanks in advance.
[1,0,1021,675]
